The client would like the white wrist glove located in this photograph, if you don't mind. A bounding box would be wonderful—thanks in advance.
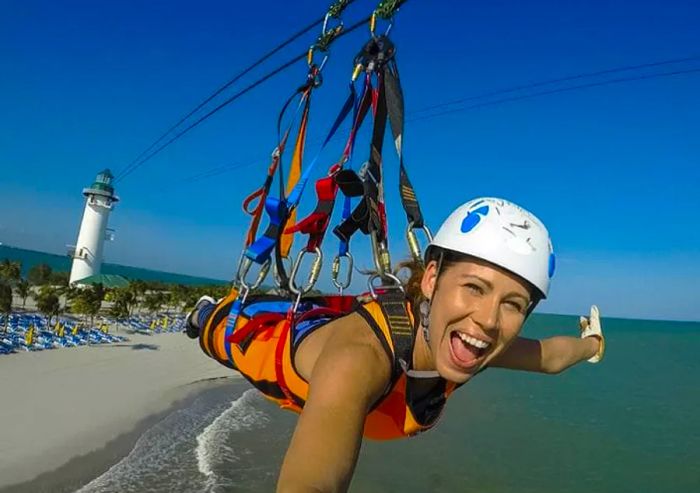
[579,305,605,363]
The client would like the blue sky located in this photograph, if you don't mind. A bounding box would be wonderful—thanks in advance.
[1,0,698,321]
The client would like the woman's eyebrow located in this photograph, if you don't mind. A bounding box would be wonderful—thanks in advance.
[461,274,530,302]
[505,292,530,303]
[460,274,493,289]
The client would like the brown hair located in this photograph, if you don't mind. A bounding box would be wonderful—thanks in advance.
[396,246,468,307]
[398,246,542,312]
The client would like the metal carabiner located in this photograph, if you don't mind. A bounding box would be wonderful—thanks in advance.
[289,247,324,297]
[406,222,433,264]
[331,251,354,294]
[237,256,271,292]
[370,233,392,279]
[322,12,344,38]
[369,12,394,37]
[367,271,405,300]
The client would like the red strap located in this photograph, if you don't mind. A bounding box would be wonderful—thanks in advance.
[321,294,357,313]
[274,314,296,404]
[284,173,339,251]
[226,312,284,345]
[242,187,267,247]
[378,201,388,239]
[242,187,265,215]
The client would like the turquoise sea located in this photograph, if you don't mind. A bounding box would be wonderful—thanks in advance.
[0,245,226,286]
[73,314,699,492]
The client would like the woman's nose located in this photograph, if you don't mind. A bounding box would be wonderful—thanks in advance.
[471,294,500,331]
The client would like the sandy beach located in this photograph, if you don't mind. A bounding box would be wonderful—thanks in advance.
[0,330,236,490]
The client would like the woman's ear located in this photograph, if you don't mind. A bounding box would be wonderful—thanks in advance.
[420,260,439,300]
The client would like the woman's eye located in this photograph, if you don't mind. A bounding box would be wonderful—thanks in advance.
[465,283,483,295]
[504,300,524,312]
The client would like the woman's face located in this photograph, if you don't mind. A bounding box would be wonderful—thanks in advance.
[419,257,532,383]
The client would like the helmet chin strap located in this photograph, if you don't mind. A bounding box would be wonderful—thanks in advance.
[525,296,541,319]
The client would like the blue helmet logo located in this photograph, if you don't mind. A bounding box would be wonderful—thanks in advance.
[548,252,556,278]
[460,205,490,233]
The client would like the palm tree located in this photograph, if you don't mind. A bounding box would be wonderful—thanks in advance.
[35,287,61,328]
[27,263,52,285]
[15,279,30,310]
[0,259,21,285]
[0,282,12,333]
[128,280,147,314]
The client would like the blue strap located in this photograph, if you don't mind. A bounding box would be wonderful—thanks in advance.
[286,87,355,209]
[337,79,368,257]
[224,297,245,365]
[339,195,352,256]
[245,196,287,263]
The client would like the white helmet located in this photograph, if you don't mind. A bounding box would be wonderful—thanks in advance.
[430,197,555,298]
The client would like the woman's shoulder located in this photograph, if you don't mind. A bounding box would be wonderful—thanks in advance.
[294,308,394,388]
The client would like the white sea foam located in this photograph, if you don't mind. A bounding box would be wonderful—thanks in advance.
[195,389,268,483]
[75,386,265,493]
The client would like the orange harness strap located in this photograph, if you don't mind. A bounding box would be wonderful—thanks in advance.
[280,99,311,258]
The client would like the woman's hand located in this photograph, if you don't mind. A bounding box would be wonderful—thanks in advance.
[579,305,605,363]
[491,306,606,373]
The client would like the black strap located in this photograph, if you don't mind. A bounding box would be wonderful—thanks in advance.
[384,61,424,228]
[332,35,425,251]
[331,80,376,244]
[376,290,414,375]
[333,74,389,245]
[364,74,389,241]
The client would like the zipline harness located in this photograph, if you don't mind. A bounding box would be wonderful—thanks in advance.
[221,0,428,382]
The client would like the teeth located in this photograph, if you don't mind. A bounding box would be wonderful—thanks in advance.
[457,332,490,350]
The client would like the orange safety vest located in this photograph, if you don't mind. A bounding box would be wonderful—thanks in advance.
[199,289,459,440]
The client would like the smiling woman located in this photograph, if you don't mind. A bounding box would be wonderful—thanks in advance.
[186,197,605,493]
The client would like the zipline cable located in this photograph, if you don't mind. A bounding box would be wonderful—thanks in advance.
[410,66,700,122]
[181,60,700,185]
[114,16,327,182]
[411,54,700,116]
[115,52,306,183]
[115,1,375,184]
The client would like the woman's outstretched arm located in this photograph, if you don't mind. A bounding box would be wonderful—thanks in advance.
[277,315,392,493]
[490,305,605,374]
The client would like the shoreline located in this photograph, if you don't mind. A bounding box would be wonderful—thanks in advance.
[0,331,237,489]
[0,378,244,493]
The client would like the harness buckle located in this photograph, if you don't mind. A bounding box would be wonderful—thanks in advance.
[367,272,404,300]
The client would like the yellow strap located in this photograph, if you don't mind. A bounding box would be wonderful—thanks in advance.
[280,102,310,257]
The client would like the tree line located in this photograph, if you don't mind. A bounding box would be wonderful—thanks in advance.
[0,260,230,332]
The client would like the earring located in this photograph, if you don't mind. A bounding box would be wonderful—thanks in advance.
[419,299,430,343]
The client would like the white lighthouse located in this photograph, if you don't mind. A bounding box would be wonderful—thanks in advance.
[69,169,119,285]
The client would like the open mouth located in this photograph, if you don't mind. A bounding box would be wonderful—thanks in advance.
[449,330,491,371]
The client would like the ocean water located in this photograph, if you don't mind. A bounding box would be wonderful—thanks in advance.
[0,245,226,286]
[77,314,699,492]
